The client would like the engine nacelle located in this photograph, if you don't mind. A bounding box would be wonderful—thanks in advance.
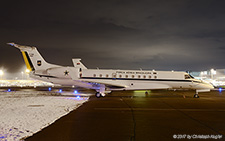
[46,67,80,79]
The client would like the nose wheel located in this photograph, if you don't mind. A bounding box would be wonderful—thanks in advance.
[194,94,199,98]
[194,90,199,98]
[95,92,102,98]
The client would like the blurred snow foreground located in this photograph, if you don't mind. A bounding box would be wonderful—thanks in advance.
[0,91,89,141]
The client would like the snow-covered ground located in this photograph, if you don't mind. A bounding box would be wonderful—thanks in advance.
[0,91,90,141]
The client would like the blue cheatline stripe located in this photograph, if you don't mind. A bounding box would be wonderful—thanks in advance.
[80,77,196,83]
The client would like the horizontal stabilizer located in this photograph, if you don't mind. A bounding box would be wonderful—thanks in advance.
[7,43,35,51]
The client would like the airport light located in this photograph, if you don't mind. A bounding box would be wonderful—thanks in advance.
[211,69,216,79]
[212,69,216,75]
[200,71,204,80]
[25,69,30,73]
[219,88,222,93]
[25,69,30,79]
[76,96,80,99]
[0,70,4,80]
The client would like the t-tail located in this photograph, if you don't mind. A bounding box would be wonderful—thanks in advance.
[7,43,60,72]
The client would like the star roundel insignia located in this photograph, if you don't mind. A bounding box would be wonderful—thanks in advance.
[64,70,69,76]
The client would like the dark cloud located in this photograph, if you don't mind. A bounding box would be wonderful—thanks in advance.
[1,0,225,78]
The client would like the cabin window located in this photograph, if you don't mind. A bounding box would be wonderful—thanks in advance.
[149,75,151,79]
[153,72,157,74]
[132,75,135,78]
[154,76,157,79]
[138,75,141,78]
[79,68,82,72]
[119,75,122,78]
[93,74,96,77]
[143,75,146,79]
[99,74,102,77]
[112,73,116,78]
[125,75,128,78]
[106,74,109,78]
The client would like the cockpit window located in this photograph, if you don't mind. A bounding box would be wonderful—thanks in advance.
[185,75,190,79]
[185,74,194,79]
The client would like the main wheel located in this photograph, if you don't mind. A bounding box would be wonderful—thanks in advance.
[95,92,102,98]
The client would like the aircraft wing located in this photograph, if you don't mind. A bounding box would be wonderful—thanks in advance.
[80,79,127,89]
[127,82,172,90]
[79,79,172,90]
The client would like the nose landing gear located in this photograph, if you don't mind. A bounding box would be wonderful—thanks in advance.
[194,90,199,98]
[193,93,199,98]
[194,89,210,98]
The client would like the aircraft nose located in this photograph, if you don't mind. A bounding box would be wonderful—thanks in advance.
[207,83,215,89]
[197,81,214,90]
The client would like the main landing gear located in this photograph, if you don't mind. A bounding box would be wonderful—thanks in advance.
[95,84,106,98]
[95,92,101,98]
[193,89,211,98]
[95,92,105,98]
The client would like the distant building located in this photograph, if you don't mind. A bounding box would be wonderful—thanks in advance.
[190,69,225,86]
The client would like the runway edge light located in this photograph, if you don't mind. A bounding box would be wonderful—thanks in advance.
[219,88,222,93]
[76,96,80,99]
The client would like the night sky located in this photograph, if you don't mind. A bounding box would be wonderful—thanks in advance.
[1,0,225,78]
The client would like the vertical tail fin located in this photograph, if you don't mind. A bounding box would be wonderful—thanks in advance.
[8,43,59,71]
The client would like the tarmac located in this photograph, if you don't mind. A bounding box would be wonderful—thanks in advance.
[25,89,225,141]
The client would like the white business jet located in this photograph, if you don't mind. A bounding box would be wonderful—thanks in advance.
[8,43,214,98]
